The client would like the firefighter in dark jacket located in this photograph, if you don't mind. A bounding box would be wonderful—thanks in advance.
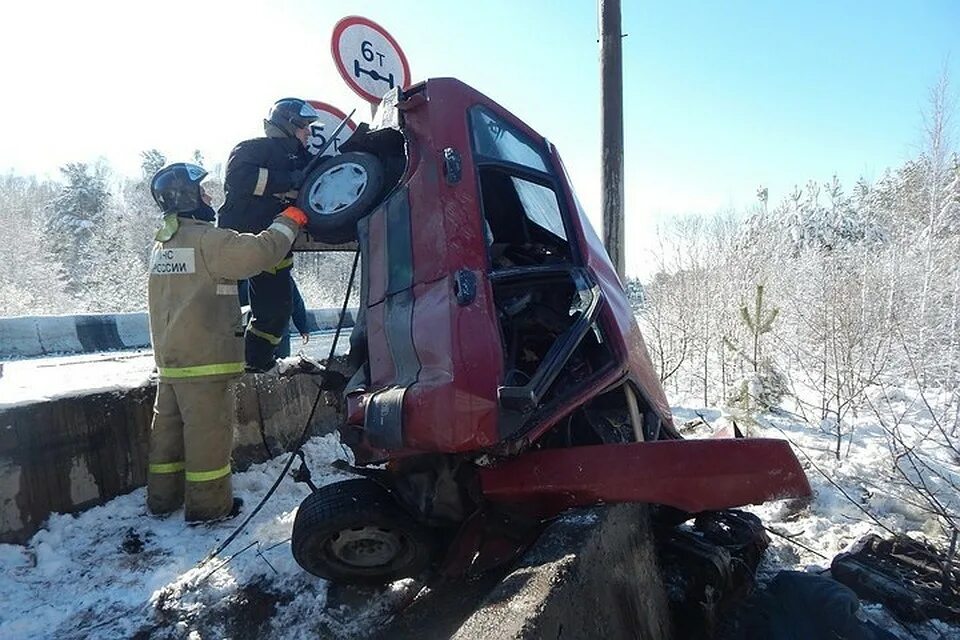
[236,276,310,358]
[219,98,320,372]
[147,163,309,522]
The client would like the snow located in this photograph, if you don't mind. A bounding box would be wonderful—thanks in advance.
[0,433,409,640]
[0,351,155,409]
[673,387,960,639]
[1,385,958,637]
[0,331,349,409]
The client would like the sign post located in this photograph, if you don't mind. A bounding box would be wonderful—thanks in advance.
[331,16,411,108]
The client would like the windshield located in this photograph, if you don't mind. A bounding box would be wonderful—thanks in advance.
[470,107,549,172]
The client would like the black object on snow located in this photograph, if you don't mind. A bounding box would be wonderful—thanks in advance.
[656,509,769,638]
[832,534,960,624]
[733,571,899,640]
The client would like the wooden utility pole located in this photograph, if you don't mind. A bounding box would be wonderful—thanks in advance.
[600,0,625,279]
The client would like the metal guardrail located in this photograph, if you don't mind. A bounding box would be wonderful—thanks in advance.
[0,309,355,360]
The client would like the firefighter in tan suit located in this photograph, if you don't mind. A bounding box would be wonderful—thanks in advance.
[147,162,308,522]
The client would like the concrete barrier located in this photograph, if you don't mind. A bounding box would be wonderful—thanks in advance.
[0,309,355,360]
[0,313,151,360]
[454,504,672,640]
[379,504,672,640]
[0,373,342,544]
[299,308,356,334]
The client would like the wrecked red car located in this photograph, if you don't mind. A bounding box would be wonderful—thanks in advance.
[289,78,811,585]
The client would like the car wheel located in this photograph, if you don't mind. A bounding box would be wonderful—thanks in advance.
[291,478,435,585]
[297,151,385,244]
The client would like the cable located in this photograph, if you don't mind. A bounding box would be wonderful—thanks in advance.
[253,374,276,458]
[200,249,361,567]
[762,525,830,560]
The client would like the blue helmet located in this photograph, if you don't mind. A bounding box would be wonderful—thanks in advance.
[150,163,207,214]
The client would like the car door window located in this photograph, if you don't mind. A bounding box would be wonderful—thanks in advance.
[470,107,549,172]
[511,177,567,241]
[478,168,572,268]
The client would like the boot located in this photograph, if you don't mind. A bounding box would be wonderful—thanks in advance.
[187,497,244,526]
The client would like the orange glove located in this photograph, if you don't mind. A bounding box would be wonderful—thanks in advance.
[281,206,308,227]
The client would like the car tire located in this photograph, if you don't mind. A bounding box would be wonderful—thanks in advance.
[291,478,435,585]
[297,151,385,244]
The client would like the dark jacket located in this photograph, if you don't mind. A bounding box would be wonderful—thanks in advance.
[218,136,308,234]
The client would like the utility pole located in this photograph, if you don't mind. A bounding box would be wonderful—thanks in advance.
[599,0,625,279]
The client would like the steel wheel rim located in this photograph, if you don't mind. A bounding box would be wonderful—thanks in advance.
[307,162,369,215]
[327,526,408,568]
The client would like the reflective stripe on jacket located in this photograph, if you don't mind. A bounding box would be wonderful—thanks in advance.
[148,216,299,382]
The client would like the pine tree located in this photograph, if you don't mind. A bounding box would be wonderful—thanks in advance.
[724,284,787,410]
[0,174,70,314]
[44,162,112,297]
[140,149,167,182]
[942,154,960,234]
[50,162,110,237]
[740,285,778,372]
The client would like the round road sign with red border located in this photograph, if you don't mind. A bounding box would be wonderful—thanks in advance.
[305,100,357,156]
[331,15,411,104]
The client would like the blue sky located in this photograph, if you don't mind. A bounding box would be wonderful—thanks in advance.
[1,0,956,276]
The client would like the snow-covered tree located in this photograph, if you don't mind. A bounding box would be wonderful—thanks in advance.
[0,174,71,315]
[48,162,110,239]
[139,149,167,182]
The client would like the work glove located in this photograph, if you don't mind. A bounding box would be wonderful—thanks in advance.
[281,206,309,227]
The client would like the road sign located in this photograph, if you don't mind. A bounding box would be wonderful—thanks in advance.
[331,16,411,104]
[305,101,357,156]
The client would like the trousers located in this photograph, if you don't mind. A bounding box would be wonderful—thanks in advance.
[245,265,293,370]
[147,379,235,521]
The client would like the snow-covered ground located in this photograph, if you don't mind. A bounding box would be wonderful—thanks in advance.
[0,433,420,639]
[0,331,348,409]
[1,390,958,638]
[673,387,960,640]
[0,350,155,408]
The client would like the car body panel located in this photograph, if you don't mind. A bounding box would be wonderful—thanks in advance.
[348,78,678,457]
[479,438,812,515]
[295,78,812,585]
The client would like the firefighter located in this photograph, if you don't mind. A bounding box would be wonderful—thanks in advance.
[236,277,309,358]
[147,162,309,522]
[218,98,320,372]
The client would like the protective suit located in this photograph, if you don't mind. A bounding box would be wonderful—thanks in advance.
[147,164,306,520]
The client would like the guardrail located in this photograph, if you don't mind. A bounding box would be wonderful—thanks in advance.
[0,309,355,360]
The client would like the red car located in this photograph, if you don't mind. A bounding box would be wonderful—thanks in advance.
[290,78,810,585]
